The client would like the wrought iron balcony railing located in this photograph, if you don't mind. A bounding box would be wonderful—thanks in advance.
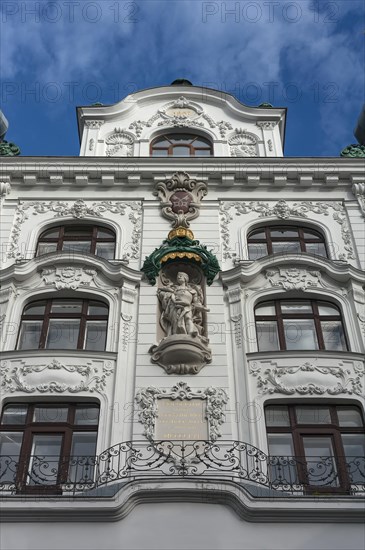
[1,440,364,497]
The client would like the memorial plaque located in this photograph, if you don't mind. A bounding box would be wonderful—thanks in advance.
[155,398,208,440]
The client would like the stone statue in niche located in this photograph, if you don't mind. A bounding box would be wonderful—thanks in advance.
[158,271,207,338]
[149,265,212,375]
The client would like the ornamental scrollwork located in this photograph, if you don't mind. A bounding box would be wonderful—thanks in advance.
[41,267,97,290]
[154,171,208,228]
[219,200,355,260]
[0,181,10,197]
[105,129,134,157]
[352,183,365,218]
[0,359,114,395]
[84,120,104,129]
[250,361,364,396]
[228,129,258,157]
[135,382,228,442]
[7,200,142,260]
[265,268,323,291]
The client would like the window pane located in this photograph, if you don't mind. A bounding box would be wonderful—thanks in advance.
[18,321,42,349]
[267,434,294,456]
[45,320,80,349]
[318,303,340,316]
[62,241,91,255]
[305,242,327,257]
[40,228,60,238]
[172,146,190,156]
[69,433,97,484]
[265,406,290,427]
[270,228,298,237]
[63,227,92,236]
[337,408,364,427]
[95,242,115,260]
[255,302,276,316]
[256,321,280,351]
[23,302,46,315]
[267,434,298,485]
[0,433,23,483]
[0,432,23,457]
[281,302,312,314]
[37,243,58,256]
[321,321,347,351]
[28,434,63,486]
[151,150,168,156]
[192,138,210,146]
[33,407,68,423]
[272,242,301,255]
[88,302,108,315]
[195,149,211,156]
[296,406,332,424]
[302,437,338,487]
[248,243,267,260]
[342,435,365,484]
[283,319,318,350]
[153,139,170,146]
[71,433,97,457]
[248,230,266,240]
[75,407,100,426]
[303,230,321,239]
[97,228,114,238]
[51,301,82,314]
[2,405,28,425]
[84,321,107,351]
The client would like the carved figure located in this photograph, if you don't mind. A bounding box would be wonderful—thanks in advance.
[157,272,207,338]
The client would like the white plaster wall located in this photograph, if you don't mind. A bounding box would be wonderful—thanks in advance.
[1,503,365,550]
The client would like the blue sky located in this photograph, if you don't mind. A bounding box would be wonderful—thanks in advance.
[1,0,364,156]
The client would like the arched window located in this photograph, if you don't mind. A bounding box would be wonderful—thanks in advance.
[255,299,348,352]
[17,299,108,351]
[36,225,116,260]
[265,404,364,493]
[247,225,328,259]
[150,134,213,157]
[0,402,99,492]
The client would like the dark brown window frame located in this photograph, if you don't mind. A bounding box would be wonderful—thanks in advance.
[36,224,116,258]
[247,225,328,259]
[17,298,109,351]
[265,404,365,493]
[255,299,348,351]
[0,403,99,494]
[150,133,213,157]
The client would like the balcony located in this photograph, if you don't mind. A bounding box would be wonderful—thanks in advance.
[1,440,364,497]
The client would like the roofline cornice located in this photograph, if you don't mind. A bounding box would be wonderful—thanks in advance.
[1,157,364,190]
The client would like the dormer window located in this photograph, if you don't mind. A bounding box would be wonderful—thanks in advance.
[151,134,213,157]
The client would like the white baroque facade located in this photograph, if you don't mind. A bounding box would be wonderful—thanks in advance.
[0,82,364,550]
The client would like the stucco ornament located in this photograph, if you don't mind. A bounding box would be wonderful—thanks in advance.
[7,200,142,261]
[265,268,323,291]
[154,171,207,228]
[150,271,212,375]
[0,181,10,198]
[228,129,258,157]
[0,359,114,395]
[41,266,97,290]
[352,183,365,218]
[105,129,134,157]
[219,200,355,260]
[250,361,364,396]
[135,381,228,442]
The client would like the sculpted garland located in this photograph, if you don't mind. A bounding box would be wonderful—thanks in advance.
[7,200,142,261]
